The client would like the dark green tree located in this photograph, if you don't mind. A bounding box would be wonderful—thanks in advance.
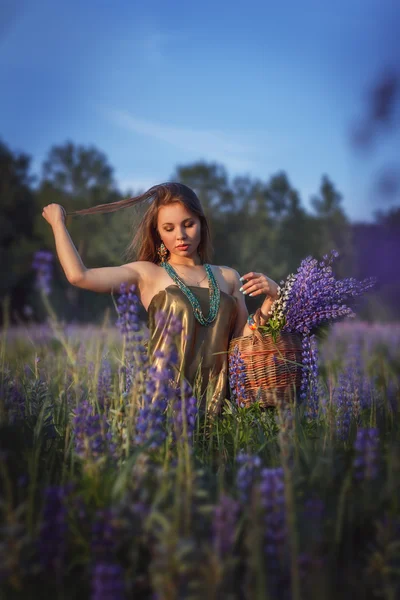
[310,175,353,276]
[0,140,39,321]
[35,142,131,322]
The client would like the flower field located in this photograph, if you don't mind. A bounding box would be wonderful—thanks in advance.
[1,300,400,599]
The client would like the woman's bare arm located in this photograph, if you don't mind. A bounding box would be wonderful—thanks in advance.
[72,263,144,294]
[50,220,144,294]
[51,221,87,283]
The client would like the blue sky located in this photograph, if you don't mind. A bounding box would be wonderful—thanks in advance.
[1,0,399,222]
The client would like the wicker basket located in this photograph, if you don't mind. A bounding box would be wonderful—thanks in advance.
[228,328,303,408]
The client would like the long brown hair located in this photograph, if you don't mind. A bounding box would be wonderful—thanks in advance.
[66,182,213,264]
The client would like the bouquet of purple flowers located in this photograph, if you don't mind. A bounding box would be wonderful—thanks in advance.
[229,250,376,418]
[259,250,376,341]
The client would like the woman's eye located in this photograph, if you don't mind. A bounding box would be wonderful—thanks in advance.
[164,223,193,232]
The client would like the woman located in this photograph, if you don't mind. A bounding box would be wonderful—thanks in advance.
[42,182,279,414]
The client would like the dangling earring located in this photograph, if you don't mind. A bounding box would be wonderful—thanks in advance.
[157,241,168,263]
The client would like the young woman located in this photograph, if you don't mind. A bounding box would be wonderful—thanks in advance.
[42,182,279,414]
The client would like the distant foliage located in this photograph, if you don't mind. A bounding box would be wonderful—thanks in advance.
[0,138,398,324]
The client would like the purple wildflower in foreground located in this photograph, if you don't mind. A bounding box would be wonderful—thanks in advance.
[259,468,286,560]
[341,340,375,415]
[259,467,288,592]
[299,334,320,419]
[135,396,168,450]
[305,334,320,419]
[170,377,198,444]
[135,311,183,450]
[32,250,53,296]
[38,485,70,574]
[334,372,354,441]
[353,427,380,480]
[228,344,248,407]
[91,563,125,600]
[333,340,374,441]
[116,282,149,395]
[212,493,240,557]
[91,508,120,562]
[236,452,262,504]
[72,400,116,462]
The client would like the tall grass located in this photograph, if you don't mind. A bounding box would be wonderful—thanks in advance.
[0,293,399,599]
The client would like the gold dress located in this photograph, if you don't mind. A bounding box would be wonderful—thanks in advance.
[147,284,238,415]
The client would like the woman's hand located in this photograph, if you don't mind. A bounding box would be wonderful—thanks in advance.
[239,271,279,299]
[42,204,67,228]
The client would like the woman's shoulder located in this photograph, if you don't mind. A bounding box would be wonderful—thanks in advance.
[124,260,161,282]
[210,264,240,294]
[211,264,239,278]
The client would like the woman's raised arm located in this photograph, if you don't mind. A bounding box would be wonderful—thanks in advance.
[43,203,144,294]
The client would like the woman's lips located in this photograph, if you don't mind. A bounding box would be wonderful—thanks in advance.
[176,244,189,250]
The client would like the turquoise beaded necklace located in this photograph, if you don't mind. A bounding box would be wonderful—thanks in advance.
[161,261,220,326]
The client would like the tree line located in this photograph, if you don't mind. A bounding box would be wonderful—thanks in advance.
[1,138,399,326]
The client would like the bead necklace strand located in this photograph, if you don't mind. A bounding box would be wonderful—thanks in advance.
[168,264,208,286]
[161,262,220,326]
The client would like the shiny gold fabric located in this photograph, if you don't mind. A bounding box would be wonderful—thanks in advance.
[147,285,238,415]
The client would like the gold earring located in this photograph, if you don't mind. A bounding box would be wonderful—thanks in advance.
[157,241,168,263]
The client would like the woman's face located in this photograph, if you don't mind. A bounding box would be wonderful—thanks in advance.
[157,202,201,261]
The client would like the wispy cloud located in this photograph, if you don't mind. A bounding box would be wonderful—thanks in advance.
[107,109,261,171]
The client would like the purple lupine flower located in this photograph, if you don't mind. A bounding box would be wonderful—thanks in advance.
[97,358,112,408]
[280,250,375,335]
[116,283,149,395]
[135,398,168,450]
[135,311,183,451]
[170,377,198,445]
[32,250,53,295]
[236,452,262,504]
[353,427,380,480]
[259,467,287,572]
[228,344,248,407]
[72,400,116,462]
[91,508,120,562]
[304,334,319,420]
[212,493,240,557]
[299,332,321,420]
[341,340,374,414]
[333,339,374,441]
[38,485,71,574]
[91,563,125,600]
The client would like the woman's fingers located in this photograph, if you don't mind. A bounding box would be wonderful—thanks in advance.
[240,271,257,283]
[239,273,262,294]
[239,271,279,298]
[241,283,265,296]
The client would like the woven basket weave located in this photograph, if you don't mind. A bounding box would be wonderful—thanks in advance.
[228,326,303,408]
